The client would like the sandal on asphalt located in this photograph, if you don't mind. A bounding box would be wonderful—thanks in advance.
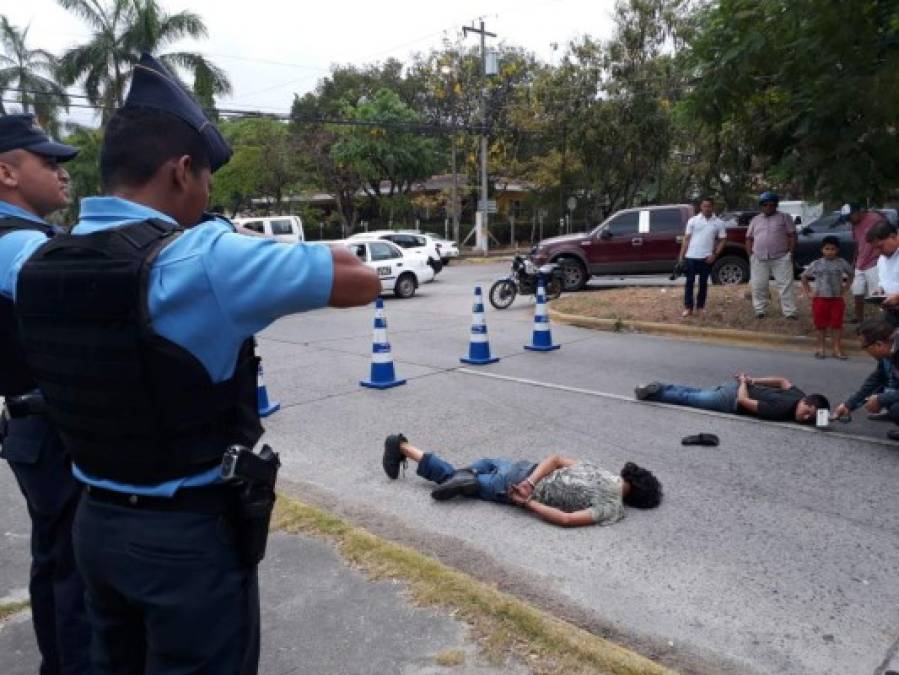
[814,352,825,359]
[887,430,899,443]
[383,433,408,479]
[681,433,720,447]
[833,353,848,360]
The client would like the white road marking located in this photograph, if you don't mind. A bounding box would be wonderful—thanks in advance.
[456,368,899,449]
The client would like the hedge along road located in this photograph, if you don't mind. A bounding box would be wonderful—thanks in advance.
[255,261,899,675]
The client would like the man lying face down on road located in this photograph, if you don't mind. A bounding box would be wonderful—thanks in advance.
[381,435,662,527]
[634,374,829,424]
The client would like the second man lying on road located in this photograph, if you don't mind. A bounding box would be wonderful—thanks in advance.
[381,434,662,527]
[635,375,829,424]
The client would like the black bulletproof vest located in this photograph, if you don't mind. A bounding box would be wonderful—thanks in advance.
[0,216,54,397]
[15,218,264,484]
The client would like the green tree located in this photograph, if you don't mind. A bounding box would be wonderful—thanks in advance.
[0,16,70,134]
[289,60,423,232]
[331,88,439,223]
[57,0,230,123]
[211,117,302,216]
[519,1,689,225]
[686,0,899,202]
[59,125,103,222]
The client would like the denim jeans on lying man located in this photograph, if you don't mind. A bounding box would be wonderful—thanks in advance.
[647,380,740,414]
[417,453,537,504]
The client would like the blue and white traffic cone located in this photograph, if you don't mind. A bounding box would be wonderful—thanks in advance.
[524,279,560,352]
[460,286,499,365]
[257,361,280,417]
[360,298,407,389]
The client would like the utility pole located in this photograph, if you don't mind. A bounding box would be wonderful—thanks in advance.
[463,19,496,255]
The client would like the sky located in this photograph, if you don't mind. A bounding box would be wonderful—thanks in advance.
[6,0,618,128]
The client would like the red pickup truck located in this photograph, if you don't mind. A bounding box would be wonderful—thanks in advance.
[530,204,749,291]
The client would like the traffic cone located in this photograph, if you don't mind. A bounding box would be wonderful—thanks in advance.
[257,361,280,417]
[460,286,499,365]
[524,279,560,352]
[360,298,407,389]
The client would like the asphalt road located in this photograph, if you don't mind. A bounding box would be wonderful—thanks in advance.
[255,262,899,675]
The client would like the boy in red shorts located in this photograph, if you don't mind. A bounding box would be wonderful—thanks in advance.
[801,235,854,359]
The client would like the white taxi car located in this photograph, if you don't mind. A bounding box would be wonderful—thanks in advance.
[349,230,443,275]
[335,239,434,298]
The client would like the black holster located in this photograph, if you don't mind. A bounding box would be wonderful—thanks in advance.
[235,481,277,567]
[224,443,280,567]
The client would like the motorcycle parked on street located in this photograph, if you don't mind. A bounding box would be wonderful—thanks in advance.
[488,255,563,309]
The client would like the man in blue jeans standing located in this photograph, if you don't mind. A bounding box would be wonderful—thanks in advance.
[381,434,662,527]
[635,375,829,424]
[678,196,726,317]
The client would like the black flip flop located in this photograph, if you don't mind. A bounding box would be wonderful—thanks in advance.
[681,433,720,447]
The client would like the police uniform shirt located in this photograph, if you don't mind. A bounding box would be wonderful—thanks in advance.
[0,201,53,226]
[0,196,334,496]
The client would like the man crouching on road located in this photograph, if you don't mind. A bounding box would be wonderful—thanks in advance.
[381,435,662,527]
[833,319,899,441]
[635,375,829,424]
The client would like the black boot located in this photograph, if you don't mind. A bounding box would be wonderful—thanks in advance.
[430,469,478,501]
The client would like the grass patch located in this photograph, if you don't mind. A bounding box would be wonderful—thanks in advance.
[272,496,672,675]
[553,284,866,340]
[0,600,30,622]
[435,648,466,666]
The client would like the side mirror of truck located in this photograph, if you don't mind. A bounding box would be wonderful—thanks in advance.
[599,229,613,240]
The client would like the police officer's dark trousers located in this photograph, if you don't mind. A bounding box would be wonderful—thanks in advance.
[73,488,260,675]
[1,415,91,675]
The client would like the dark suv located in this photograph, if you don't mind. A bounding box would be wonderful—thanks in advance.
[531,204,749,290]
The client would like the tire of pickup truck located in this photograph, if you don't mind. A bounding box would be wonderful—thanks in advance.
[556,257,588,291]
[711,255,750,285]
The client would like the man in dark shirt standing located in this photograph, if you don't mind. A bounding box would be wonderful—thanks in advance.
[635,375,829,424]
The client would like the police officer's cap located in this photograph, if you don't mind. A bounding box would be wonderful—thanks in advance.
[0,114,78,161]
[123,53,231,172]
[758,191,780,205]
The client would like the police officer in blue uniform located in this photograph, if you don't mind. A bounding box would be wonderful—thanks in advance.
[0,114,92,675]
[0,55,380,674]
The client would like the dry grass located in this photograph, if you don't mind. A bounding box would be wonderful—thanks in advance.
[553,285,866,339]
[435,649,466,667]
[271,496,672,675]
[0,600,30,622]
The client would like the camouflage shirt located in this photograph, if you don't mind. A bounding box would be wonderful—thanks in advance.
[532,462,624,525]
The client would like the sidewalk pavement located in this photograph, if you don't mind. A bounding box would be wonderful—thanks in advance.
[0,467,522,675]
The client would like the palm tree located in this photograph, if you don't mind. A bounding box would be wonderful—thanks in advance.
[0,16,70,135]
[57,0,231,123]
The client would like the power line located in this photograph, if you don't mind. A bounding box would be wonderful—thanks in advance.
[0,96,496,135]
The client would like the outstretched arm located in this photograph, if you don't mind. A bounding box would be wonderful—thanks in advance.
[522,500,595,527]
[328,245,381,307]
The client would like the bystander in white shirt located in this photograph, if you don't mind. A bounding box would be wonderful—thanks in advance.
[877,251,899,294]
[684,213,726,259]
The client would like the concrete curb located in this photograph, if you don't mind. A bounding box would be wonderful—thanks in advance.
[549,308,864,356]
[273,493,674,675]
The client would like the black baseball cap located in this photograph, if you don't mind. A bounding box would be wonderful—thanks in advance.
[0,114,78,160]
